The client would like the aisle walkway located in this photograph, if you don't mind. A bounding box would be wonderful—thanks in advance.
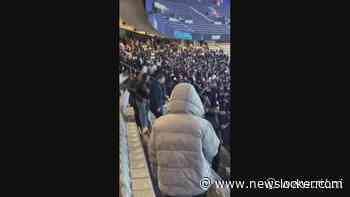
[127,107,156,197]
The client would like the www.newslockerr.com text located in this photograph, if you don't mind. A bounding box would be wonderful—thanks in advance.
[199,177,344,190]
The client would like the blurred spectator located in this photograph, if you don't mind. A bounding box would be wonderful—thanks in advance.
[150,72,166,118]
[126,72,142,130]
[135,73,151,134]
[204,81,222,143]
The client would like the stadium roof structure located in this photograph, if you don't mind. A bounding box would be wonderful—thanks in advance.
[119,0,163,36]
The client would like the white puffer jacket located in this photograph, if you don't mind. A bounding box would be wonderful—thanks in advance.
[149,83,220,197]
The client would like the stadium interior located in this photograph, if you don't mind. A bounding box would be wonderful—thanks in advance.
[119,1,231,197]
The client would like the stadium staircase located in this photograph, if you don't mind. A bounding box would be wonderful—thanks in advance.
[120,102,230,197]
[120,98,156,197]
[155,0,229,35]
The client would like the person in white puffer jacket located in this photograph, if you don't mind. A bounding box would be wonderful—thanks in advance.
[148,83,220,197]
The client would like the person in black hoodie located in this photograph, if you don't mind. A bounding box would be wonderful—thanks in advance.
[204,81,222,143]
[135,73,151,134]
[149,72,166,118]
[126,72,142,130]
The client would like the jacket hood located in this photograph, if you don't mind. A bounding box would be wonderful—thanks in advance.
[167,83,205,116]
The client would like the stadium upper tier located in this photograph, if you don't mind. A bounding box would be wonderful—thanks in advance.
[146,0,230,41]
[170,0,230,20]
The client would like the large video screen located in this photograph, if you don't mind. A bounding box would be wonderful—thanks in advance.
[145,0,230,42]
[145,0,154,13]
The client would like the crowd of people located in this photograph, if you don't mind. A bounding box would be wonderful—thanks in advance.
[119,32,231,150]
[119,31,231,197]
